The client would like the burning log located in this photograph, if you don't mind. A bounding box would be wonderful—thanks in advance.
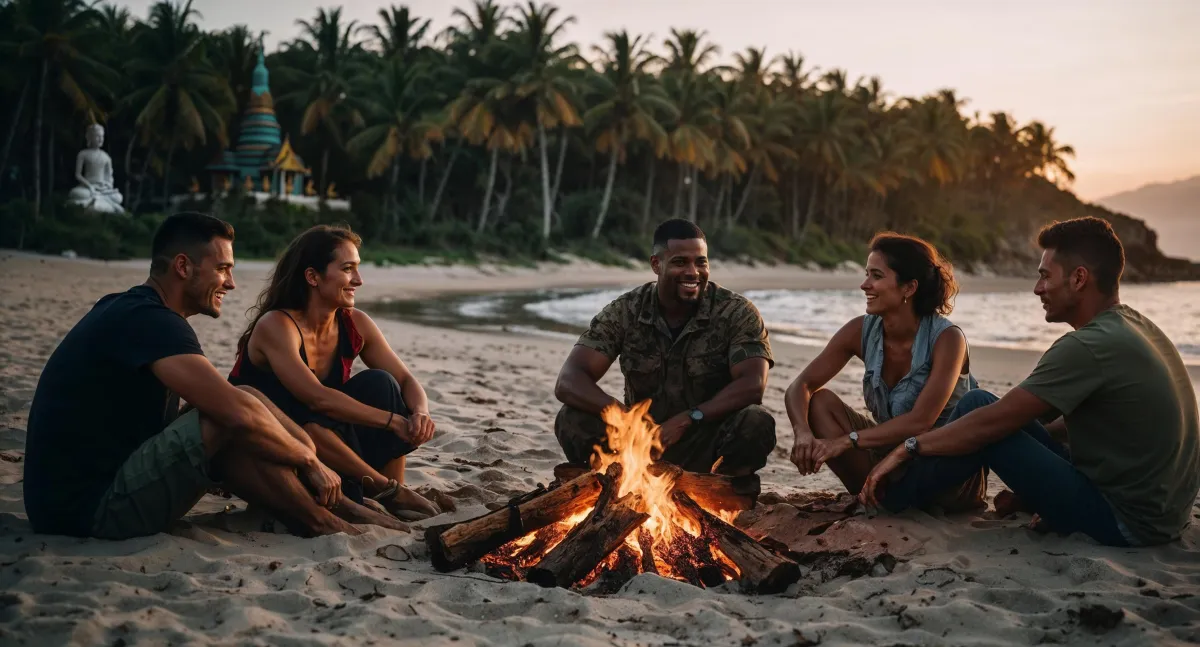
[636,528,659,576]
[425,471,603,571]
[673,491,802,594]
[527,465,651,588]
[553,462,760,512]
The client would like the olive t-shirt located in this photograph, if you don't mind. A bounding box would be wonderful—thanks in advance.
[1018,305,1200,544]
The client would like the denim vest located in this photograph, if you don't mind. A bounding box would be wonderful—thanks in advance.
[861,314,976,426]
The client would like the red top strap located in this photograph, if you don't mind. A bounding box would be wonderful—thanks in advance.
[339,308,365,383]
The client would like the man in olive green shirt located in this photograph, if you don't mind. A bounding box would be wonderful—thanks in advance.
[861,217,1199,546]
[553,219,776,475]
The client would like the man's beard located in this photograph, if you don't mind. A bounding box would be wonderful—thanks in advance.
[187,283,221,318]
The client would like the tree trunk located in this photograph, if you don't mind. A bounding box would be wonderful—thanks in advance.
[640,158,657,233]
[0,78,30,185]
[537,122,553,239]
[494,159,512,223]
[712,175,727,230]
[731,164,761,226]
[131,151,153,213]
[790,169,801,238]
[590,147,620,239]
[476,147,498,233]
[123,135,137,208]
[672,163,684,219]
[47,128,55,204]
[687,165,699,222]
[799,174,819,242]
[389,158,401,235]
[429,141,461,221]
[417,155,427,205]
[161,140,176,213]
[32,59,49,219]
[550,127,568,207]
[320,148,330,197]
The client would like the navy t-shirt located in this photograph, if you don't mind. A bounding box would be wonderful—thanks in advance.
[23,285,204,536]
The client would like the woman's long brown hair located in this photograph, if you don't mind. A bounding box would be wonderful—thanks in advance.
[237,224,363,352]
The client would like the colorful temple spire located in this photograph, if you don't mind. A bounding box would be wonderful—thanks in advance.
[207,47,310,196]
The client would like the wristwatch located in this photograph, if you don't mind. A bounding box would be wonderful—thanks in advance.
[689,408,704,424]
[848,431,860,450]
[904,436,919,456]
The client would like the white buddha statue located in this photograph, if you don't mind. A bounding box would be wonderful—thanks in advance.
[67,124,124,214]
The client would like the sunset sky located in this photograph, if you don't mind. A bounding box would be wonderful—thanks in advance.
[124,0,1199,200]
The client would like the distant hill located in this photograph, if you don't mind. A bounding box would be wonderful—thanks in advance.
[1096,176,1200,261]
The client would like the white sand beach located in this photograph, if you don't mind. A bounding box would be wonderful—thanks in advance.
[0,251,1197,646]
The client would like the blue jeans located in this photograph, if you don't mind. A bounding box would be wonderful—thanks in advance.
[882,389,1133,547]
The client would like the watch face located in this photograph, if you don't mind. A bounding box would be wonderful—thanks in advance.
[905,437,918,453]
[690,409,703,421]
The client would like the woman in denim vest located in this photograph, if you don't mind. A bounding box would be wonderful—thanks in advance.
[784,233,986,512]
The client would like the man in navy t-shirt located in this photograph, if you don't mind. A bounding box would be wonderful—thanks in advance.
[24,212,404,538]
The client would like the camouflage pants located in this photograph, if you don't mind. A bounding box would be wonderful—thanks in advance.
[554,404,776,476]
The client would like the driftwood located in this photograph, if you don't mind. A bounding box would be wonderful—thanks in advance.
[553,462,759,512]
[672,491,801,594]
[527,465,650,588]
[425,471,603,571]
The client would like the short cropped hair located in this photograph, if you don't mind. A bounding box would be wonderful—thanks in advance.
[1036,217,1124,296]
[150,212,235,276]
[652,219,706,256]
[869,232,959,317]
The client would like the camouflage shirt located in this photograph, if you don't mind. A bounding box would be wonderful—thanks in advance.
[576,282,773,422]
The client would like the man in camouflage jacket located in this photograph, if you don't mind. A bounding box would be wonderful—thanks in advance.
[553,219,776,475]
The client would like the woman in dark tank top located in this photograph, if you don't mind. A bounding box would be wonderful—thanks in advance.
[230,225,444,521]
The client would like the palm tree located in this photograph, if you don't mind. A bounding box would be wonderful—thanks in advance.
[902,93,967,187]
[705,78,751,226]
[348,59,444,233]
[584,31,673,239]
[11,0,114,216]
[502,1,582,239]
[792,90,860,238]
[662,29,720,221]
[125,0,234,211]
[362,5,430,63]
[1020,120,1075,186]
[209,25,262,135]
[279,7,365,196]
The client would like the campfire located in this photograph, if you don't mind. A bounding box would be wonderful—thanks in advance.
[425,402,802,593]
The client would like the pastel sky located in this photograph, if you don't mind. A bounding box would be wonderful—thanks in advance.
[124,0,1199,200]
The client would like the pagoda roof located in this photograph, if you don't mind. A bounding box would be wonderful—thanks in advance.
[269,137,310,173]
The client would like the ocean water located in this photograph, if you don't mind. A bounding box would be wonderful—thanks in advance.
[516,282,1200,364]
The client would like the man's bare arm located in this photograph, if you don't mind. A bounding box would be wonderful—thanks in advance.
[916,387,1053,456]
[553,346,620,414]
[695,357,770,420]
[151,354,319,469]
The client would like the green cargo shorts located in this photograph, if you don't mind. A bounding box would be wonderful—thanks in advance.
[91,409,214,539]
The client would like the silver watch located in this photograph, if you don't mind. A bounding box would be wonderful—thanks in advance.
[848,431,860,450]
[904,436,919,456]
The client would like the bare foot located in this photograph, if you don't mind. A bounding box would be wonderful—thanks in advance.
[419,487,459,514]
[384,486,442,521]
[994,489,1034,517]
[334,497,411,532]
[313,515,363,536]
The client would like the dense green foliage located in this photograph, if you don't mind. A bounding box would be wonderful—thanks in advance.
[0,0,1114,268]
